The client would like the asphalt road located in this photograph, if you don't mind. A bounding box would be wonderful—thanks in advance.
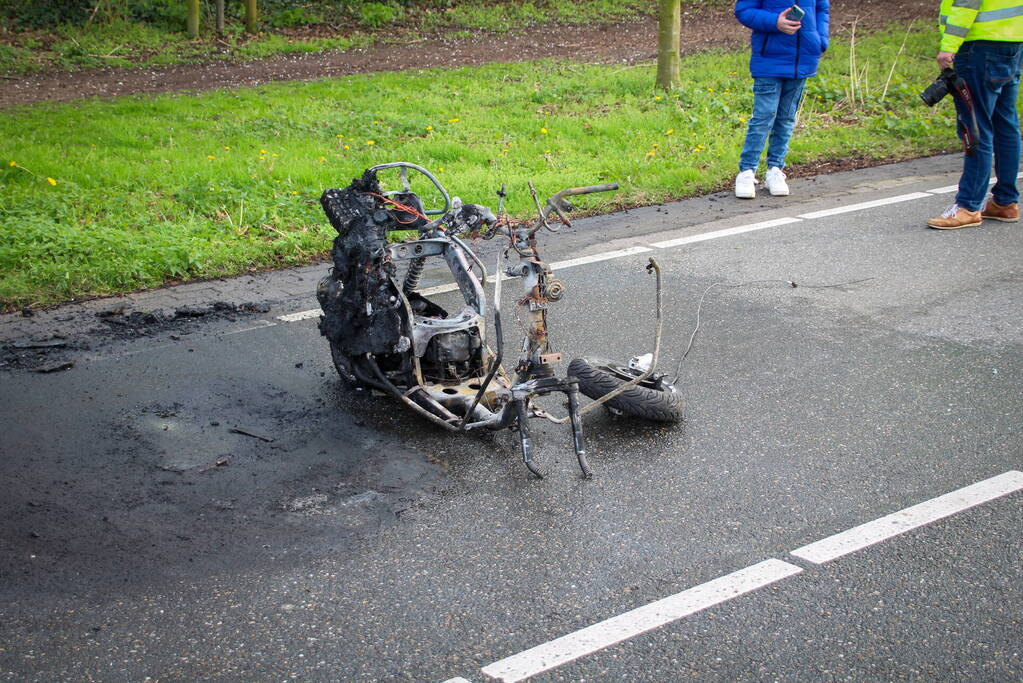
[1,156,1021,681]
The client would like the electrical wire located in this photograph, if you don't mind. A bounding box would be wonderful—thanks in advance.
[670,276,876,383]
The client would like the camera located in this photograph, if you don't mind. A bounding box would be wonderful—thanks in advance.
[920,68,962,106]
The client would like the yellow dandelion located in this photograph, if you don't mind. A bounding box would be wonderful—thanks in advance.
[544,149,551,154]
[8,161,15,167]
[223,146,230,150]
[343,144,350,150]
[540,127,548,134]
[655,95,662,101]
[336,134,344,138]
[666,129,674,135]
[707,87,715,92]
[425,125,433,131]
[47,177,57,186]
[318,156,326,163]
[373,120,380,124]
[291,191,298,195]
[207,155,216,159]
[271,153,279,157]
[448,117,460,123]
[739,117,747,123]
[259,156,266,161]
[437,167,444,172]
[366,140,376,145]
[260,149,268,154]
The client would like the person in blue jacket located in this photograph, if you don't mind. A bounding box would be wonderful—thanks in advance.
[733,0,830,198]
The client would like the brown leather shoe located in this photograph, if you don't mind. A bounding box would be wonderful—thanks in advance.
[927,205,982,229]
[981,198,1020,222]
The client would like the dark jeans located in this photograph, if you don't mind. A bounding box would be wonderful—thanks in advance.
[953,40,1023,211]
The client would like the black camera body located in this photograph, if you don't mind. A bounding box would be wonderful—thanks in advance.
[920,67,963,106]
[919,67,980,156]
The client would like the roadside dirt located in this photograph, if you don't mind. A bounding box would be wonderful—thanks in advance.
[0,1,936,109]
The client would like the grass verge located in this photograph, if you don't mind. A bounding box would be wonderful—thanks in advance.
[1,25,965,309]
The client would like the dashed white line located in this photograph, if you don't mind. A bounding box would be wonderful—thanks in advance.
[791,470,1023,564]
[649,217,801,249]
[797,192,933,219]
[480,559,802,682]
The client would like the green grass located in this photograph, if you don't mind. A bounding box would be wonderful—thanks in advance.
[0,26,964,308]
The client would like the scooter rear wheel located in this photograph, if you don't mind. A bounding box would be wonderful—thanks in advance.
[568,357,685,423]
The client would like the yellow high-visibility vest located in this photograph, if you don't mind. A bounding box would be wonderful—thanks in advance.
[940,0,1023,52]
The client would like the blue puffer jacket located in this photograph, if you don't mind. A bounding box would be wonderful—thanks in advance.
[735,0,830,79]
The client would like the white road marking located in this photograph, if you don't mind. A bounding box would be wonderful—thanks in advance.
[548,245,652,270]
[649,217,801,249]
[797,192,932,219]
[220,320,278,336]
[277,309,321,322]
[927,171,1023,195]
[791,470,1023,564]
[278,180,973,324]
[480,559,802,682]
[417,283,460,296]
[441,678,473,683]
[275,248,651,321]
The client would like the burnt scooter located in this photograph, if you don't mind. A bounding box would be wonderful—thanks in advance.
[316,162,684,477]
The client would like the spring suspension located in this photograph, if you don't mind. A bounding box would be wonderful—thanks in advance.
[403,256,426,293]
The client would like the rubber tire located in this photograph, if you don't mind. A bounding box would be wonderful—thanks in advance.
[568,357,685,423]
[329,340,367,389]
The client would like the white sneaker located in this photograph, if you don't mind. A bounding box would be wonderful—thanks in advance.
[735,169,757,199]
[765,166,789,196]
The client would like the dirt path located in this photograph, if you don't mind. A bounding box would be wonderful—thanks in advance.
[1,1,935,109]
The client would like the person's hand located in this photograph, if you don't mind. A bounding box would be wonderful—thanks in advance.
[936,51,955,70]
[777,10,801,34]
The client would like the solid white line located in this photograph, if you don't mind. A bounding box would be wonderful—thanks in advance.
[650,217,802,249]
[480,559,802,682]
[548,245,652,270]
[275,248,652,322]
[791,470,1023,565]
[441,678,473,683]
[277,309,320,322]
[220,320,278,335]
[797,192,932,219]
[927,171,1023,194]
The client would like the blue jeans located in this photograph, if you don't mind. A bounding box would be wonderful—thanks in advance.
[739,77,806,172]
[953,40,1023,211]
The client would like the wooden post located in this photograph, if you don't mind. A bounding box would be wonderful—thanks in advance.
[656,0,681,90]
[244,0,258,34]
[186,0,200,38]
[215,0,225,35]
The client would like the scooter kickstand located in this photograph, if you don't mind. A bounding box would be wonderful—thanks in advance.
[566,381,592,479]
[514,399,545,479]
